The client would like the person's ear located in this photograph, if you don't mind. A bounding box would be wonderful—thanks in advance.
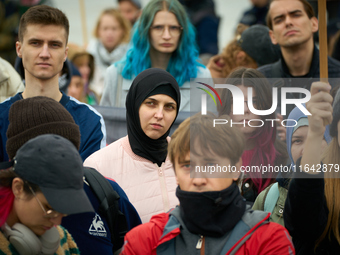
[269,30,278,45]
[311,17,318,33]
[12,178,25,198]
[64,46,68,62]
[16,41,22,58]
[232,157,242,181]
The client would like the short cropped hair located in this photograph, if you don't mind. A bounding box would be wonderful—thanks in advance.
[168,113,245,169]
[18,5,69,43]
[266,0,315,30]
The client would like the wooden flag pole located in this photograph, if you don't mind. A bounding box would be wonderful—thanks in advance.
[318,0,328,82]
[79,0,88,46]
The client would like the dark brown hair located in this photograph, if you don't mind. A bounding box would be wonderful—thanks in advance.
[218,67,272,118]
[266,0,315,30]
[18,5,69,43]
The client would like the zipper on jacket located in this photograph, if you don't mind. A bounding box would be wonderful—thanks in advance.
[196,235,205,255]
[196,235,203,249]
[157,165,170,212]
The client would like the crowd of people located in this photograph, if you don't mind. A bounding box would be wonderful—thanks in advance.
[0,0,340,254]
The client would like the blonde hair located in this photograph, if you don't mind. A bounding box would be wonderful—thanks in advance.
[67,43,95,81]
[316,138,340,248]
[94,8,131,44]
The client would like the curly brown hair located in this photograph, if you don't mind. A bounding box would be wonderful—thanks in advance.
[219,24,257,77]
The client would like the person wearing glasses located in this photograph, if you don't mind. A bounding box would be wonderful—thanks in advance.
[100,0,212,111]
[0,134,94,255]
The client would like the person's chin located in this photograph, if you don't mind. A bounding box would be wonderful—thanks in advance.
[34,72,56,80]
[158,47,176,54]
[32,227,46,237]
[146,131,163,140]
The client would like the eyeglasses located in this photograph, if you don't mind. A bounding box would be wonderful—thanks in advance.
[27,183,66,219]
[150,25,183,36]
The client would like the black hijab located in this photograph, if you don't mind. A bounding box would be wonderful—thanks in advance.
[126,68,181,166]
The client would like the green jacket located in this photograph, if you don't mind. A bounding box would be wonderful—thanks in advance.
[252,182,288,227]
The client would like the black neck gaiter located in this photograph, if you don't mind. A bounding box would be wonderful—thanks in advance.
[176,183,246,237]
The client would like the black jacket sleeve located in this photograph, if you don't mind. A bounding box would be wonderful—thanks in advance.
[283,158,328,251]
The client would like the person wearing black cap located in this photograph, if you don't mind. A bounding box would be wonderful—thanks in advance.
[4,96,141,255]
[85,68,181,223]
[0,134,94,255]
[207,24,280,80]
[283,81,340,254]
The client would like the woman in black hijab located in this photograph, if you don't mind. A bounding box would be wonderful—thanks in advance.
[84,68,181,223]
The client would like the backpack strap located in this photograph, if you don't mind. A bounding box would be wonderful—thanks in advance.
[83,167,128,253]
[261,183,274,211]
[264,182,280,214]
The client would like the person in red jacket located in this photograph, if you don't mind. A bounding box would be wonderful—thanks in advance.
[120,113,295,255]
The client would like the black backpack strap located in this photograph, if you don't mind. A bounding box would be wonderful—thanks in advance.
[83,167,128,253]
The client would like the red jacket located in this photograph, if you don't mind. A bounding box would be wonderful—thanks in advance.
[121,209,295,255]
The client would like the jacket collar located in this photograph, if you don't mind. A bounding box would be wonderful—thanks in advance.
[280,45,319,78]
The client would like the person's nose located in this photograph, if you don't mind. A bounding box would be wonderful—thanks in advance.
[162,27,171,40]
[285,15,293,27]
[244,100,250,114]
[39,43,51,59]
[49,215,63,226]
[154,107,164,119]
[192,177,207,187]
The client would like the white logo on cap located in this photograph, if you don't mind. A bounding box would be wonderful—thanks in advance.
[89,213,107,237]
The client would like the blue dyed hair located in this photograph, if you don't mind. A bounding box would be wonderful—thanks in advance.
[118,0,204,86]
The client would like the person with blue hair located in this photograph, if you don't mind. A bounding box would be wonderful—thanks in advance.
[100,0,211,111]
[252,104,331,227]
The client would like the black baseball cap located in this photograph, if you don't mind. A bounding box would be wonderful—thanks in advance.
[12,134,94,215]
[238,24,281,67]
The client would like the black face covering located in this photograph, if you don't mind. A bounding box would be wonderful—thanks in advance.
[176,183,246,237]
[126,68,181,166]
